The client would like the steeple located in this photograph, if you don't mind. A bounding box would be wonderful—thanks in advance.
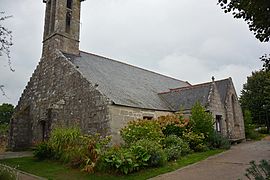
[42,0,85,56]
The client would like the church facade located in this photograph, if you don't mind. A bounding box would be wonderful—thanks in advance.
[9,0,245,150]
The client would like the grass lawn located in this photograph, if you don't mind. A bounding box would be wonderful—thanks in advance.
[0,149,224,180]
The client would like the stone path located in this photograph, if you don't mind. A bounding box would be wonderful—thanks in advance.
[0,151,33,160]
[151,138,270,180]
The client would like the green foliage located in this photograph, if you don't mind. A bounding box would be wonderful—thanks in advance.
[102,147,139,175]
[190,102,214,140]
[48,127,81,160]
[218,0,270,42]
[183,131,208,152]
[120,119,163,145]
[130,145,151,168]
[0,124,8,136]
[162,124,185,137]
[257,127,269,134]
[0,165,16,180]
[245,160,270,180]
[207,132,230,150]
[240,70,270,132]
[0,103,14,125]
[33,142,54,160]
[261,54,270,72]
[134,139,167,167]
[162,135,191,161]
[44,127,111,173]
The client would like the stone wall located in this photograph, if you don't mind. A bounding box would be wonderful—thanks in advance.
[9,50,111,150]
[207,83,227,136]
[108,105,173,144]
[224,79,245,140]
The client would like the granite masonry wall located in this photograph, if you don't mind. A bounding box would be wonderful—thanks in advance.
[108,105,173,144]
[207,83,227,136]
[9,50,111,150]
[224,80,245,140]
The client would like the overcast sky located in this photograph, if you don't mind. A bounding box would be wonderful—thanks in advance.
[0,0,269,105]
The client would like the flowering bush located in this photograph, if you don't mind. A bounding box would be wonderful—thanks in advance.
[120,119,163,145]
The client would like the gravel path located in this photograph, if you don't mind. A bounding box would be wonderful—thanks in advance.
[151,137,270,180]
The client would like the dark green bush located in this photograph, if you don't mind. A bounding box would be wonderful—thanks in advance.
[162,124,185,137]
[257,127,269,134]
[135,139,167,167]
[162,135,191,161]
[33,142,54,160]
[208,132,230,150]
[190,102,214,140]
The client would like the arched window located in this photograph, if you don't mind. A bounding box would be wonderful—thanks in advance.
[50,0,56,33]
[231,95,237,126]
[67,0,73,9]
[65,11,71,33]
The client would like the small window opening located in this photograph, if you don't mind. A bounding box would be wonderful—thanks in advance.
[65,11,71,33]
[50,0,56,33]
[40,120,46,142]
[143,116,153,120]
[216,115,222,132]
[45,0,52,35]
[67,0,73,9]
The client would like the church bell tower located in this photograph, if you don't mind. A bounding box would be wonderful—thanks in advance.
[42,0,85,56]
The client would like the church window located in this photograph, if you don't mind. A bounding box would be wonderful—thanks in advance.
[66,11,72,33]
[50,0,56,33]
[143,116,153,120]
[45,0,51,35]
[216,115,222,132]
[67,0,73,9]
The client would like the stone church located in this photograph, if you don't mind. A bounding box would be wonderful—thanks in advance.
[9,0,245,150]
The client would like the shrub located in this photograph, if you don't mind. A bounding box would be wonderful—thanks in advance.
[0,165,16,180]
[33,142,54,160]
[48,127,81,160]
[157,115,189,137]
[134,139,167,167]
[98,147,139,175]
[130,145,151,168]
[190,102,214,139]
[208,132,230,150]
[245,160,270,180]
[257,127,269,134]
[120,119,163,145]
[162,135,191,161]
[45,127,111,173]
[183,131,208,152]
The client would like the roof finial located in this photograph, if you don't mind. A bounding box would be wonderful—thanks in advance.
[212,76,215,82]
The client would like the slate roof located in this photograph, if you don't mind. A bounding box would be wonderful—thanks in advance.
[64,51,190,111]
[159,78,231,111]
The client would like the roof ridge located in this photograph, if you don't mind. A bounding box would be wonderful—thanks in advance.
[79,50,189,84]
[159,77,230,95]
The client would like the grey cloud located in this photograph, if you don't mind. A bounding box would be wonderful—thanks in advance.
[0,0,269,105]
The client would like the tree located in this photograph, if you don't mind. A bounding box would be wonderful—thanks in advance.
[0,12,13,64]
[218,0,270,42]
[0,12,13,96]
[190,102,214,138]
[0,103,14,125]
[261,54,270,72]
[240,69,270,133]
